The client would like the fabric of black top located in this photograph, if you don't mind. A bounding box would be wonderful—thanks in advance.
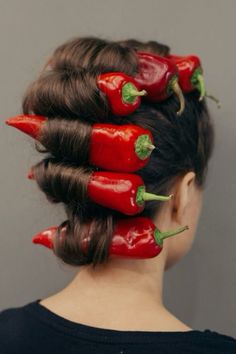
[0,299,236,354]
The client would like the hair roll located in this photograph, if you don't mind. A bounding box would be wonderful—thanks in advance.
[23,67,111,122]
[49,36,138,73]
[31,157,91,205]
[37,118,92,165]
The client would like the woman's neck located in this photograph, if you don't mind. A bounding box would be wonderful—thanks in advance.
[39,247,191,331]
[67,254,165,308]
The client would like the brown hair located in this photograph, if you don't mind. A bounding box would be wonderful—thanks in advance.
[22,36,215,267]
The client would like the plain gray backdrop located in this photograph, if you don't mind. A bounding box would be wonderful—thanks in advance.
[0,0,235,337]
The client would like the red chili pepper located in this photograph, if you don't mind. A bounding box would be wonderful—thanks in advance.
[90,123,155,172]
[167,54,205,99]
[87,172,173,215]
[28,169,172,215]
[5,115,156,172]
[97,72,147,116]
[32,217,189,259]
[134,51,185,115]
[167,54,221,107]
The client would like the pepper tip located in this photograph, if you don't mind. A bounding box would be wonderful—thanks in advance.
[27,169,34,180]
[142,89,147,96]
[198,95,204,102]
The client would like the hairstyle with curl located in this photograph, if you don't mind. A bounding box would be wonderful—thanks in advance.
[22,36,215,267]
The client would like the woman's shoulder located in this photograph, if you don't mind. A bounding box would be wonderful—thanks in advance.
[200,329,236,344]
[0,300,236,354]
[0,302,30,340]
[191,329,236,353]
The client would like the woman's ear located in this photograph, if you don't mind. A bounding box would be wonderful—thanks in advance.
[171,171,196,224]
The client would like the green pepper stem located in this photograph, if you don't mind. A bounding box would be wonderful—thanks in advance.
[196,74,206,101]
[142,192,173,202]
[205,92,221,108]
[135,134,156,160]
[142,142,156,151]
[136,186,173,206]
[129,89,147,97]
[122,82,147,104]
[172,80,185,116]
[191,68,206,101]
[154,225,189,246]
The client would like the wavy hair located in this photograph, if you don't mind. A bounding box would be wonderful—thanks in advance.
[22,36,215,267]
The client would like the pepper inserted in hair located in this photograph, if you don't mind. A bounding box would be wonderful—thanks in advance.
[32,217,189,259]
[167,54,221,108]
[5,115,156,172]
[28,168,173,215]
[134,51,186,115]
[97,72,147,116]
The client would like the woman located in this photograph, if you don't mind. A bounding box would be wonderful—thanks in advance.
[1,36,236,353]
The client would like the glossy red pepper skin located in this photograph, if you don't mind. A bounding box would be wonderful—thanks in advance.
[91,123,155,172]
[32,226,58,249]
[32,217,189,259]
[28,169,172,215]
[87,171,171,215]
[88,172,143,215]
[5,115,155,172]
[97,72,146,116]
[108,217,188,258]
[134,52,185,115]
[5,114,45,139]
[109,217,167,258]
[167,54,205,99]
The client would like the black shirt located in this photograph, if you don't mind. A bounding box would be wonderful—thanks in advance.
[0,299,236,353]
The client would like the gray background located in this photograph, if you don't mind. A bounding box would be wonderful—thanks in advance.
[1,0,235,337]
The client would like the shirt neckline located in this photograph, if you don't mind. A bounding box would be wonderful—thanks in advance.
[24,298,214,344]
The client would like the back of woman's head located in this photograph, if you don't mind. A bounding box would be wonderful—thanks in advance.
[21,36,215,267]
